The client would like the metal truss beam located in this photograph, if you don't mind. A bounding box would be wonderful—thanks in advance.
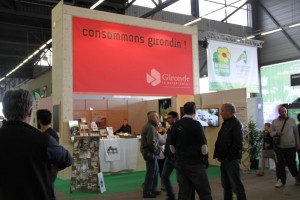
[204,31,264,48]
[221,0,249,23]
[191,0,199,17]
[140,0,179,18]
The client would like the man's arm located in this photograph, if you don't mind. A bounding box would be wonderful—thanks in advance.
[270,120,277,137]
[114,126,122,134]
[146,126,160,155]
[47,137,73,170]
[196,123,209,163]
[293,124,300,149]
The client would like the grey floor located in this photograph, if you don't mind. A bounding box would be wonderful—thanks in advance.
[56,169,300,200]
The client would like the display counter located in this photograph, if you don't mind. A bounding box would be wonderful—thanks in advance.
[99,138,138,172]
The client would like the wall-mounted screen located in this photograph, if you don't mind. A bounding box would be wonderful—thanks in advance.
[195,108,219,127]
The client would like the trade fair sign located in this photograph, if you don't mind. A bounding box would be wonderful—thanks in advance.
[207,40,259,93]
[73,17,194,96]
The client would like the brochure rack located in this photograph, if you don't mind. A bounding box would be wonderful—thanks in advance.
[70,123,101,193]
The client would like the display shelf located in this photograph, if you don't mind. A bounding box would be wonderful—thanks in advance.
[79,122,90,136]
[70,136,100,193]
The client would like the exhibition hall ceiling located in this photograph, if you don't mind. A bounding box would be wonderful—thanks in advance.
[1,0,299,96]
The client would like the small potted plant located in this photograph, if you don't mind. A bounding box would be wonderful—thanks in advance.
[248,120,264,170]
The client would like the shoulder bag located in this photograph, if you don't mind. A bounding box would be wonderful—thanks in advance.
[273,118,288,146]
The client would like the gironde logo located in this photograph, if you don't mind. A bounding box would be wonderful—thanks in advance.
[146,69,161,86]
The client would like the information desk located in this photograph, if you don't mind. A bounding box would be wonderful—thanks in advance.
[99,138,138,172]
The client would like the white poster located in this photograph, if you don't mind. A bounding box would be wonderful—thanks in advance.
[207,40,259,93]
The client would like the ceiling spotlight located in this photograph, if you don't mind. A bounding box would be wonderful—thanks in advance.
[199,39,208,48]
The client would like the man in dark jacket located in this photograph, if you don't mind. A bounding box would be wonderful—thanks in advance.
[0,89,72,200]
[140,111,160,198]
[171,102,212,200]
[114,119,132,134]
[214,103,246,200]
[161,111,179,200]
[37,109,60,200]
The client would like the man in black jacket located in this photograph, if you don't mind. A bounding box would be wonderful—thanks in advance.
[0,89,72,200]
[161,111,179,200]
[171,102,212,200]
[37,109,60,200]
[114,119,131,134]
[214,103,246,200]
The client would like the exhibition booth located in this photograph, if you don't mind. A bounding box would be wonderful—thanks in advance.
[51,2,197,192]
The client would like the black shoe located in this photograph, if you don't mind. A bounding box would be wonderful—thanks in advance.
[143,194,156,198]
[152,191,161,195]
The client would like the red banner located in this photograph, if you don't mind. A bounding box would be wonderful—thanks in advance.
[73,17,194,96]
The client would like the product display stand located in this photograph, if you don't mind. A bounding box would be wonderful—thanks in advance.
[70,124,101,193]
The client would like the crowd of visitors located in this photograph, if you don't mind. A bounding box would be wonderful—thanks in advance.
[140,102,300,199]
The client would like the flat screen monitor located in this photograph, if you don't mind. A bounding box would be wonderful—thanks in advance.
[195,108,219,127]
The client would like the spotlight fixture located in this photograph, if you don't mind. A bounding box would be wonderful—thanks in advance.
[199,38,208,48]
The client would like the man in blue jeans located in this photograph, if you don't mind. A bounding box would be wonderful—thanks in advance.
[214,103,247,200]
[161,111,179,200]
[140,111,161,198]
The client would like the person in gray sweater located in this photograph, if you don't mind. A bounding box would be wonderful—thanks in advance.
[270,106,300,188]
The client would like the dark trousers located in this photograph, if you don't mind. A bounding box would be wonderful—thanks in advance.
[274,147,299,184]
[143,158,159,195]
[220,159,246,200]
[161,157,176,199]
[297,150,300,172]
[158,158,166,178]
[50,172,58,200]
[177,163,212,200]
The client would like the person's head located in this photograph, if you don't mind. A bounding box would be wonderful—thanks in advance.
[297,113,300,122]
[36,109,52,128]
[2,89,34,123]
[167,111,179,126]
[183,102,196,116]
[147,111,159,124]
[278,106,287,119]
[264,122,271,131]
[123,119,128,125]
[220,103,236,120]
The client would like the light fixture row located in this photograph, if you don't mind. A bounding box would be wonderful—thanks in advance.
[0,0,106,83]
[245,22,300,40]
[0,39,52,83]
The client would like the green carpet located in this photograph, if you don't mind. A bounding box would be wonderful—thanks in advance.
[55,166,221,199]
